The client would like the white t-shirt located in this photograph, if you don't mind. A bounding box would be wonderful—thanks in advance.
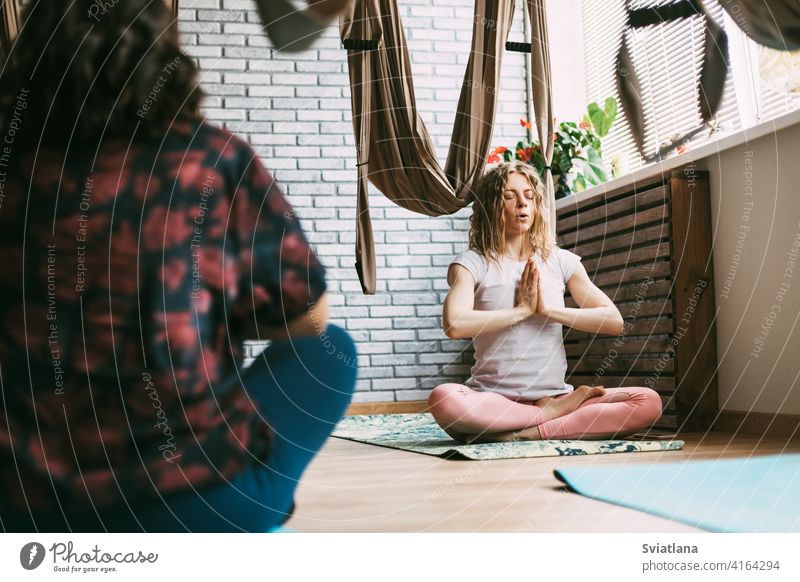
[450,246,583,401]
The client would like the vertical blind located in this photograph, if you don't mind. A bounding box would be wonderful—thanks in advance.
[581,0,743,173]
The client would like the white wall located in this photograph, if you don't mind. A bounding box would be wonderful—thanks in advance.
[698,122,800,415]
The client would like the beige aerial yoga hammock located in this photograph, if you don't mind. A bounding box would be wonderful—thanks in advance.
[0,0,559,297]
[340,0,557,294]
[0,0,19,65]
[5,1,800,294]
[342,0,800,294]
[616,0,800,162]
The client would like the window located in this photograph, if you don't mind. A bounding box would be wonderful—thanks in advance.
[581,0,800,175]
[725,9,800,126]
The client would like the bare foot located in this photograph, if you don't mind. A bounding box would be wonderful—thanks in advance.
[535,385,605,423]
[459,388,605,444]
[435,386,606,445]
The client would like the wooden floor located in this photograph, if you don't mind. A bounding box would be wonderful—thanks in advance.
[288,431,800,532]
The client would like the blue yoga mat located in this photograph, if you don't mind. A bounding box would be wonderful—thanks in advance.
[554,453,800,532]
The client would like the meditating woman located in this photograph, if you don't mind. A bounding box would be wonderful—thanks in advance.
[0,0,356,532]
[428,161,662,443]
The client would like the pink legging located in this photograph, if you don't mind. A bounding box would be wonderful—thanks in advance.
[427,384,663,440]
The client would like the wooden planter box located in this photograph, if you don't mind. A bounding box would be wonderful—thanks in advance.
[557,167,719,433]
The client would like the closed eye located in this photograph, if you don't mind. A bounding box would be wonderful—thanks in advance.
[504,189,534,199]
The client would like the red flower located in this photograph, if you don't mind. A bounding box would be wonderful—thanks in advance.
[488,145,507,164]
[520,118,532,129]
[579,120,590,129]
[516,147,533,163]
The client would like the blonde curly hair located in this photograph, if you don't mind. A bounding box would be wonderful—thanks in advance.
[468,161,554,264]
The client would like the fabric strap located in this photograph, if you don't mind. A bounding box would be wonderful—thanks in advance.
[719,0,800,51]
[166,0,178,17]
[253,0,349,53]
[527,0,556,243]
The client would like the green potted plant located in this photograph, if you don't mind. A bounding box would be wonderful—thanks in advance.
[488,97,618,199]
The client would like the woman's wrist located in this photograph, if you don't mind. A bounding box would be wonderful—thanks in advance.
[514,304,535,321]
[536,305,557,321]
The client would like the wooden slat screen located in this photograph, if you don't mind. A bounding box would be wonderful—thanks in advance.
[557,169,719,432]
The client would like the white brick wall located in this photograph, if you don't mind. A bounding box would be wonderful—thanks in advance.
[180,0,532,402]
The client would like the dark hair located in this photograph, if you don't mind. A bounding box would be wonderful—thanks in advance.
[0,0,204,146]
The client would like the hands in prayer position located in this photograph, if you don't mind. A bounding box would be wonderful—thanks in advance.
[515,258,550,319]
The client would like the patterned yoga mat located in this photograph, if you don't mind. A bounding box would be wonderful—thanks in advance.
[332,413,684,460]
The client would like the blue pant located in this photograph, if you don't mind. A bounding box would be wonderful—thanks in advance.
[2,324,358,532]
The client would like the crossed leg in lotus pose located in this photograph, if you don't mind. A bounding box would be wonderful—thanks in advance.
[427,383,663,444]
